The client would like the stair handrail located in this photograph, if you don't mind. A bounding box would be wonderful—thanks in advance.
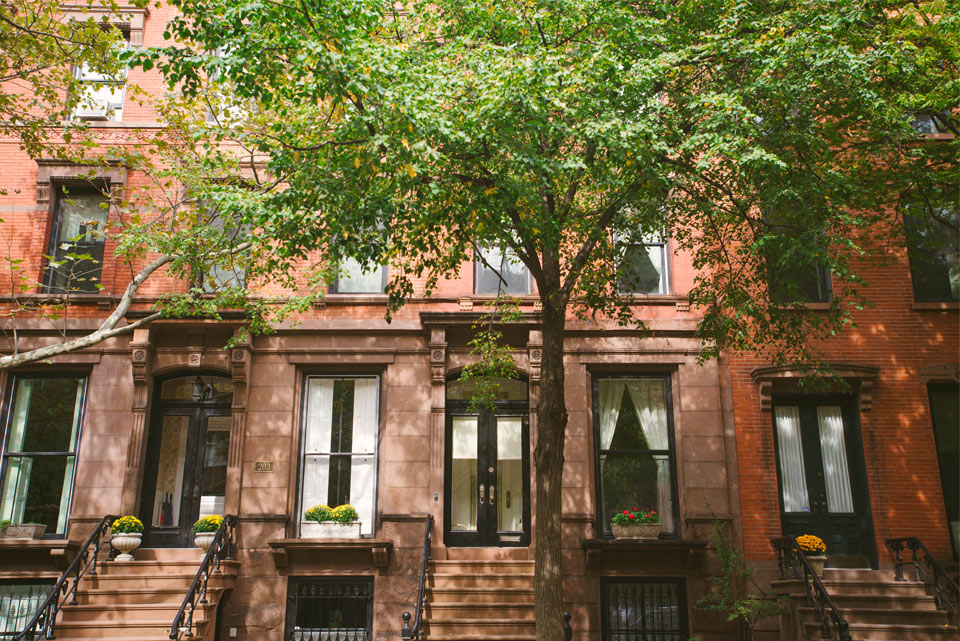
[170,515,237,641]
[401,514,433,641]
[771,536,852,641]
[886,536,959,623]
[13,514,117,641]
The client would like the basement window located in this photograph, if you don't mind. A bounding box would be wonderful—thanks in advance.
[284,578,373,641]
[0,581,53,636]
[601,578,688,641]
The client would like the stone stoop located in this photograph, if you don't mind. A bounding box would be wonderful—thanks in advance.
[424,559,536,641]
[774,568,958,641]
[51,547,238,641]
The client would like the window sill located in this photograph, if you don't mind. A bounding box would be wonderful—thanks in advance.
[912,301,959,311]
[267,538,393,570]
[0,538,81,572]
[580,537,708,570]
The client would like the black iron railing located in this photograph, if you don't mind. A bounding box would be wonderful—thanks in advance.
[170,515,236,641]
[771,536,851,641]
[401,514,433,641]
[886,536,959,624]
[13,514,117,641]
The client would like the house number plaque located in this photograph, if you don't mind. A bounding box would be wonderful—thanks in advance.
[254,461,274,472]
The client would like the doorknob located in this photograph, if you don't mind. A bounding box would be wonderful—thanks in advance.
[489,484,495,506]
[479,484,485,505]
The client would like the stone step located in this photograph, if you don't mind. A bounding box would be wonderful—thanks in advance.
[133,548,212,562]
[424,620,538,638]
[59,601,215,623]
[440,547,531,561]
[81,572,228,591]
[821,569,897,582]
[52,618,208,638]
[785,591,941,611]
[428,573,534,589]
[797,606,952,626]
[802,621,959,641]
[425,602,535,619]
[74,586,225,606]
[426,586,535,604]
[429,560,534,574]
[775,578,931,598]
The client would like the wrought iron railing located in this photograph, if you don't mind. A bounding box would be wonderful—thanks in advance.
[771,536,851,641]
[169,515,237,641]
[401,514,433,641]
[13,514,117,641]
[886,536,959,624]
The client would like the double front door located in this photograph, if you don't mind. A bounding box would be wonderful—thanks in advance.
[445,408,530,547]
[773,397,876,567]
[140,375,233,547]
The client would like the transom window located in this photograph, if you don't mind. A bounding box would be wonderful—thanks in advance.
[594,377,676,536]
[284,578,373,641]
[475,246,531,295]
[300,377,379,536]
[601,579,688,641]
[0,377,86,536]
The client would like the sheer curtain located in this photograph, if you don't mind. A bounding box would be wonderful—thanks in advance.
[817,406,853,513]
[774,406,810,513]
[0,381,33,524]
[625,380,672,531]
[598,381,624,450]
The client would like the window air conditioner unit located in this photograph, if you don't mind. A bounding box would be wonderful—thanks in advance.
[74,96,111,121]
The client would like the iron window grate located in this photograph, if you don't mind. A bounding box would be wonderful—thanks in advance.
[601,578,688,641]
[285,578,373,641]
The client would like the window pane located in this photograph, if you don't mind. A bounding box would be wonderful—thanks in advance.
[0,455,74,534]
[497,417,523,532]
[476,246,530,295]
[451,416,478,532]
[929,383,960,559]
[199,417,231,519]
[774,406,810,513]
[602,580,685,641]
[446,377,528,401]
[904,204,960,302]
[816,407,853,513]
[618,243,665,294]
[337,258,384,293]
[7,379,83,453]
[151,415,189,528]
[763,210,832,303]
[600,453,673,534]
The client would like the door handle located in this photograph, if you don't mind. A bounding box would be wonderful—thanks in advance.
[479,484,485,505]
[489,484,495,506]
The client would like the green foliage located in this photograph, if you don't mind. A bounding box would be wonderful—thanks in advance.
[0,520,9,532]
[610,507,661,525]
[304,504,359,523]
[698,520,783,638]
[460,297,521,411]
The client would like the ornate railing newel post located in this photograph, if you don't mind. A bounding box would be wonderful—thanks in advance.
[401,611,413,641]
[890,540,905,581]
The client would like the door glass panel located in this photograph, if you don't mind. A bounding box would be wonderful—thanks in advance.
[451,416,478,532]
[199,416,230,519]
[497,417,523,532]
[816,406,854,513]
[774,406,810,513]
[152,415,189,527]
[447,377,527,401]
[159,376,233,402]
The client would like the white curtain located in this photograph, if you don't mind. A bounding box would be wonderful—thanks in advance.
[349,379,378,535]
[598,381,624,450]
[775,406,810,513]
[817,406,854,513]
[0,381,33,523]
[625,380,672,530]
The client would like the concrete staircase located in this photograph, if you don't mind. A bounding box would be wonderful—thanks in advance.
[52,548,237,641]
[775,568,958,641]
[425,558,535,641]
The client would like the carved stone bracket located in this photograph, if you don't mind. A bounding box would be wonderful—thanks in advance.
[225,334,251,515]
[429,328,447,469]
[527,330,542,411]
[122,328,153,514]
[750,363,881,413]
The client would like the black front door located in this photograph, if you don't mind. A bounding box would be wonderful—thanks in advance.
[445,408,530,547]
[140,375,232,547]
[772,396,876,567]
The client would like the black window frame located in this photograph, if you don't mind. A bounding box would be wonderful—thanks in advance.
[283,577,374,641]
[902,202,959,303]
[761,210,833,304]
[927,381,959,561]
[44,179,110,294]
[328,260,388,295]
[473,245,532,296]
[0,374,88,539]
[591,374,680,538]
[600,577,689,641]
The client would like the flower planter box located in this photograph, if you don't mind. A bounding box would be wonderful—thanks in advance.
[111,532,142,561]
[611,522,661,540]
[1,524,47,539]
[300,521,362,539]
[804,554,827,577]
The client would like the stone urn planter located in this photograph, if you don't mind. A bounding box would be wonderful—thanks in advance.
[195,532,217,553]
[805,554,827,578]
[0,523,47,539]
[611,522,662,540]
[111,533,142,561]
[300,521,362,539]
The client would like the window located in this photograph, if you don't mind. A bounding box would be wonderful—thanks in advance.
[601,579,688,641]
[903,201,959,302]
[300,377,379,536]
[330,258,387,294]
[911,112,952,135]
[72,30,128,121]
[618,235,669,295]
[45,184,109,294]
[284,578,373,641]
[928,383,959,560]
[0,377,86,536]
[0,581,53,636]
[594,377,676,536]
[193,205,248,293]
[475,246,531,295]
[763,211,832,303]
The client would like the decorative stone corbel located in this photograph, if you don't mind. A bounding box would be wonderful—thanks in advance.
[224,334,251,516]
[121,328,153,514]
[750,363,880,413]
[429,328,447,470]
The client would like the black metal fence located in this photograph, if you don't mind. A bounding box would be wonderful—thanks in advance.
[286,579,373,641]
[600,579,687,641]
[0,583,52,639]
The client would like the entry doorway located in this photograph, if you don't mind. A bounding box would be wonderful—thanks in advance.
[772,396,877,567]
[444,377,530,547]
[140,375,233,547]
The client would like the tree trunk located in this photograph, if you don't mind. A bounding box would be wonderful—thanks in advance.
[534,303,568,641]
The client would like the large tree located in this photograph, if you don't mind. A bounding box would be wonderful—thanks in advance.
[141,1,958,639]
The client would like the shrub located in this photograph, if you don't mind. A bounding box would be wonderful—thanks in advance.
[111,516,144,535]
[304,504,333,522]
[192,515,224,534]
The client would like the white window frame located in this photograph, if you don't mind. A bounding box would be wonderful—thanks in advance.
[72,29,129,122]
[474,245,532,295]
[616,233,670,295]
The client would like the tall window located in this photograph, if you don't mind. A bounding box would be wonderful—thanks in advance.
[72,30,128,121]
[594,377,675,536]
[193,205,248,293]
[928,383,959,560]
[330,258,387,294]
[618,235,669,295]
[903,201,959,302]
[763,210,832,303]
[0,377,86,536]
[300,377,378,536]
[475,246,531,295]
[46,184,109,294]
[284,578,373,641]
[601,579,688,641]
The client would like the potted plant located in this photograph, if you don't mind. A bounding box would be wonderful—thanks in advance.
[301,504,361,538]
[610,507,662,540]
[0,519,47,539]
[110,516,143,561]
[796,534,827,577]
[193,515,224,553]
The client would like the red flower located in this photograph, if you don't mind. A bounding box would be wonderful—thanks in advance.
[650,510,656,514]
[632,507,639,511]
[622,510,629,515]
[628,514,635,520]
